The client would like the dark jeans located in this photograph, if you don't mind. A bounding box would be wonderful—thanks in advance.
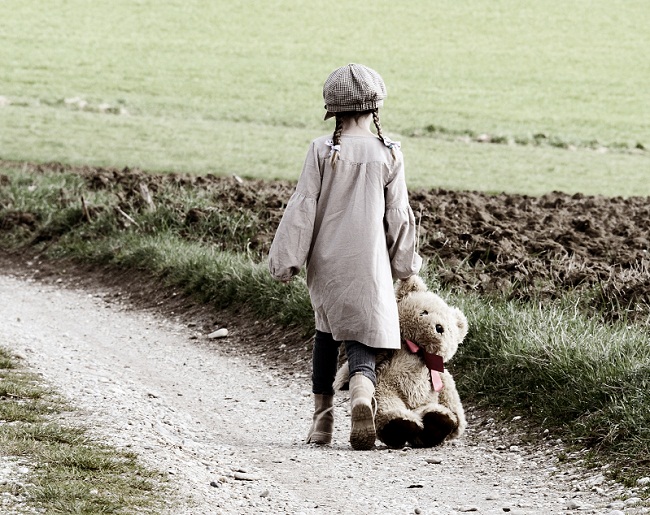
[312,330,376,395]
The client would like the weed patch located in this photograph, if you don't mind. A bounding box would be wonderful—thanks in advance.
[0,346,165,514]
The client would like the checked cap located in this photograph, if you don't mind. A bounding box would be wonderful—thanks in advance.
[323,63,387,120]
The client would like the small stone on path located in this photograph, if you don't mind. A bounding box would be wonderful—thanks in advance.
[624,497,642,506]
[208,328,228,338]
[234,472,261,481]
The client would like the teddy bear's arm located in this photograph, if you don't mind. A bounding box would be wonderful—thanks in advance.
[436,372,467,438]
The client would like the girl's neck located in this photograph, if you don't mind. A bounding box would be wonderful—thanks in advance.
[340,113,374,137]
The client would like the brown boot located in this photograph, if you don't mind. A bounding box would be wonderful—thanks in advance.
[349,374,376,450]
[306,394,334,445]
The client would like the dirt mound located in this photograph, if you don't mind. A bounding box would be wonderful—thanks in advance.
[410,189,650,319]
[3,160,649,322]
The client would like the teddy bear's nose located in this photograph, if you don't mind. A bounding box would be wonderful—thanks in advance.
[435,324,444,334]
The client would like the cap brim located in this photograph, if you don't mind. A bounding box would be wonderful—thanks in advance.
[324,111,335,120]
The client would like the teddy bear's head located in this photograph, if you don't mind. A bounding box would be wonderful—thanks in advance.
[395,276,468,362]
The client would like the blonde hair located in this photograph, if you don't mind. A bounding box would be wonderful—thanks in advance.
[330,109,396,168]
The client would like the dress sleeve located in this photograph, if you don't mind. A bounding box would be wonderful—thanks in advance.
[268,142,322,281]
[384,153,423,280]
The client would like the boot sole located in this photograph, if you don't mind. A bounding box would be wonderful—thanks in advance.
[350,403,376,450]
[306,432,332,445]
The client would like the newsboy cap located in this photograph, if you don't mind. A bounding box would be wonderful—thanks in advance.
[323,63,387,120]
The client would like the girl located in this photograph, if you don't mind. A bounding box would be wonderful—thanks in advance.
[268,63,422,450]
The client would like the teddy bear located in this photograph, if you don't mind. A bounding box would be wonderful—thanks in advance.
[334,275,468,448]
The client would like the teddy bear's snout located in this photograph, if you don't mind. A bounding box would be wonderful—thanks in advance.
[419,332,444,354]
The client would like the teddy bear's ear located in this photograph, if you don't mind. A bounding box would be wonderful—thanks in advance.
[396,275,428,301]
[453,308,469,341]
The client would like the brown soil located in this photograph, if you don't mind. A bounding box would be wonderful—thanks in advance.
[1,160,649,326]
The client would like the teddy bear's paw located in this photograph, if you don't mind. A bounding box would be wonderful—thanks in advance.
[333,362,350,391]
[378,418,423,449]
[410,411,458,448]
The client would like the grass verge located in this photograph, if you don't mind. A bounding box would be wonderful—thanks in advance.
[0,346,166,514]
[449,293,650,486]
[1,164,649,492]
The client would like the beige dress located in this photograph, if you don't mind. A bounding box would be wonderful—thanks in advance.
[268,134,422,349]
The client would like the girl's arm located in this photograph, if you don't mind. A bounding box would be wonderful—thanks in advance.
[384,155,423,279]
[268,142,322,282]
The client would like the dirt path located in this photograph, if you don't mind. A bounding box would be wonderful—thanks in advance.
[0,272,635,514]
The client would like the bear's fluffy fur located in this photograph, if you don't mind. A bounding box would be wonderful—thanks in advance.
[335,275,468,448]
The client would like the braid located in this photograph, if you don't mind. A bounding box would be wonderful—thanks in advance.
[372,109,396,159]
[330,115,344,168]
[372,110,385,145]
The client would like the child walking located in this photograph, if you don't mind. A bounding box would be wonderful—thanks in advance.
[268,63,422,450]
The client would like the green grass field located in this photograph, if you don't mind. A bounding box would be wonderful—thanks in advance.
[1,0,649,195]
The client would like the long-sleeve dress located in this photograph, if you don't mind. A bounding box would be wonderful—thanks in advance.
[268,134,422,349]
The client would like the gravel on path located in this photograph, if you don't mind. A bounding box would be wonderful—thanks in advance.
[0,272,644,514]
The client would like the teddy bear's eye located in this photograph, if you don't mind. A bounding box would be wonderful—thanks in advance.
[435,324,444,334]
[420,310,428,316]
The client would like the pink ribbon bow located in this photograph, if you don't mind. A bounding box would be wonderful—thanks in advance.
[404,339,445,392]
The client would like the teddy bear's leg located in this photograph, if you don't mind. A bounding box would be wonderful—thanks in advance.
[436,372,467,441]
[409,404,458,448]
[379,418,423,449]
[375,392,424,448]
